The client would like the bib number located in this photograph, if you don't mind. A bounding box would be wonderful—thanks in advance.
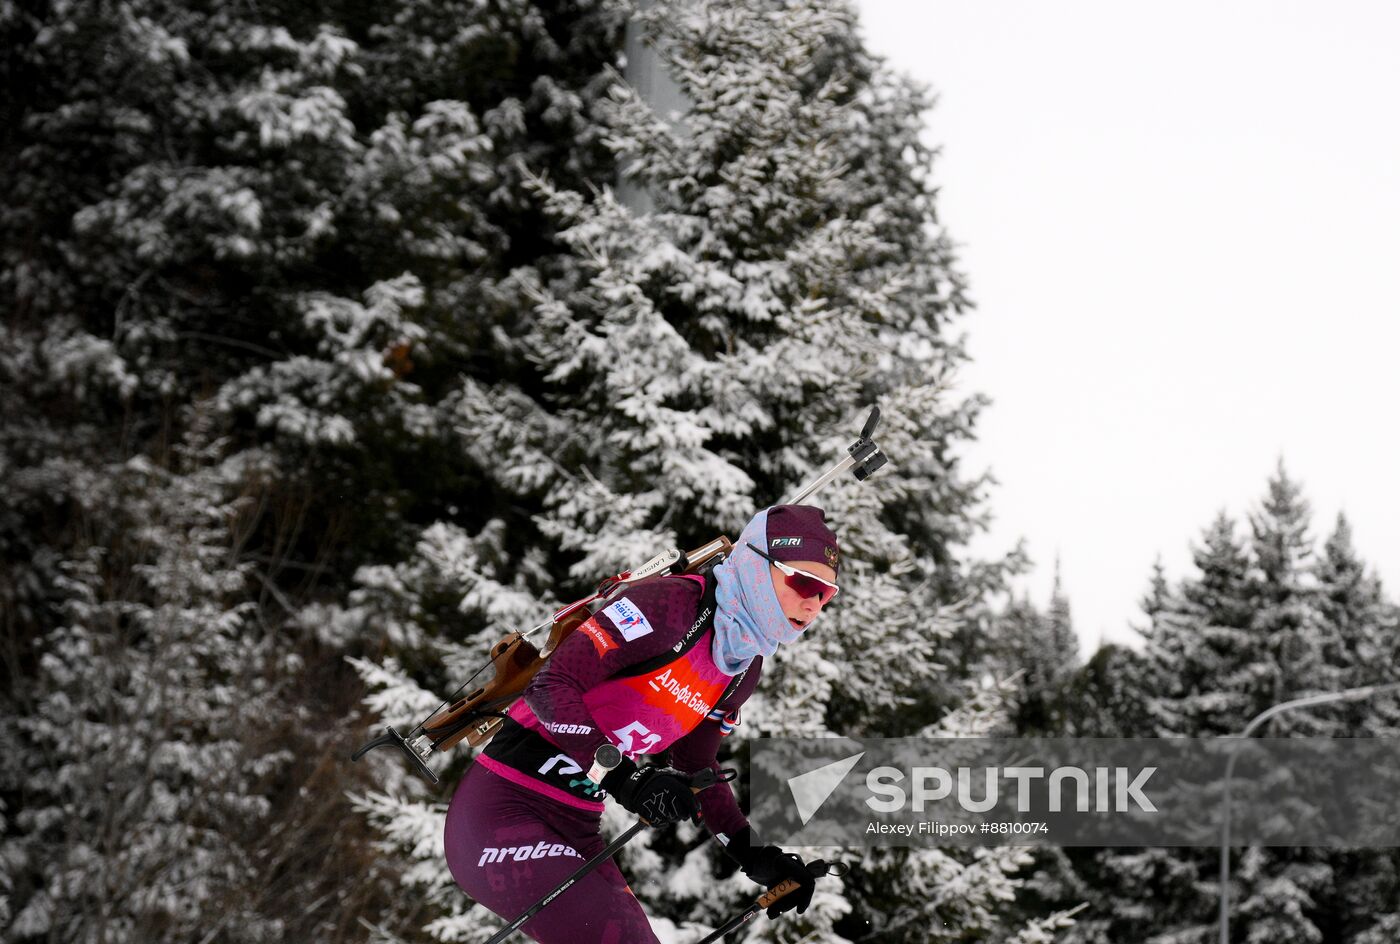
[612,721,663,757]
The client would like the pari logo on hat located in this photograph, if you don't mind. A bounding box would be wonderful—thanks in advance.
[765,504,840,576]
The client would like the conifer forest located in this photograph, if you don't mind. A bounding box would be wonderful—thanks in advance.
[2,1,1397,942]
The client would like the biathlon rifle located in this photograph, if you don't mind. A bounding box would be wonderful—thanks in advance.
[351,406,888,784]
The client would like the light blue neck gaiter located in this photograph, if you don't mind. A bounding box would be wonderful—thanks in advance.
[711,507,804,675]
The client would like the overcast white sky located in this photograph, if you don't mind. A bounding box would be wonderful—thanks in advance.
[854,0,1400,653]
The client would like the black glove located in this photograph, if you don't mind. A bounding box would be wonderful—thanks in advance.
[600,759,700,825]
[726,827,817,918]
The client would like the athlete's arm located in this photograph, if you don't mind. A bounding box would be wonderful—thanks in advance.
[519,618,617,762]
[522,584,695,768]
[665,716,747,840]
[664,660,762,843]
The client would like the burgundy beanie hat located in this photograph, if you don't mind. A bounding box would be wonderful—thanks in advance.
[763,504,840,576]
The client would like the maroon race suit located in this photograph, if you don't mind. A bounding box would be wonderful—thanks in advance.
[444,572,762,944]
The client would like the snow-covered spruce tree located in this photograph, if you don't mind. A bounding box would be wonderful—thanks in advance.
[1020,516,1254,943]
[1067,493,1281,942]
[979,578,1162,944]
[1242,463,1340,735]
[3,0,629,940]
[3,431,291,944]
[1140,511,1259,737]
[1301,513,1400,938]
[984,566,1080,735]
[348,1,1040,942]
[1053,643,1153,739]
[1316,513,1400,734]
[1050,561,1165,740]
[3,0,629,617]
[1044,470,1400,943]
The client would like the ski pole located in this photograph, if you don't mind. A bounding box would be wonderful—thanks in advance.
[783,405,886,505]
[696,859,849,944]
[483,767,732,944]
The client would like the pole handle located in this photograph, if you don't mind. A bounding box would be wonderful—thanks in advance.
[758,879,800,909]
[756,858,848,908]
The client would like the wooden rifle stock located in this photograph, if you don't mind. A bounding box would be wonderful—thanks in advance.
[419,535,732,752]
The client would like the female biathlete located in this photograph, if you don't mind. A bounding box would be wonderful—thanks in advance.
[443,503,842,942]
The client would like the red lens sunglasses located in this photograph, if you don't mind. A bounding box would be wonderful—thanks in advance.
[747,543,840,605]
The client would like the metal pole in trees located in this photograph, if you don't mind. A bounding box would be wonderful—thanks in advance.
[1218,681,1400,944]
